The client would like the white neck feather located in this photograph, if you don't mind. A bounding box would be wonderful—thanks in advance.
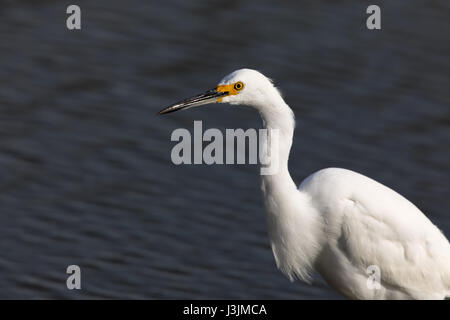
[258,96,322,283]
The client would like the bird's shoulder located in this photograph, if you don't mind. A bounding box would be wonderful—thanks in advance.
[298,167,443,238]
[299,167,432,223]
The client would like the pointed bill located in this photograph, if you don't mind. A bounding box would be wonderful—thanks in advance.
[158,88,228,115]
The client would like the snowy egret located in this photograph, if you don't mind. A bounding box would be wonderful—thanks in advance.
[159,69,450,299]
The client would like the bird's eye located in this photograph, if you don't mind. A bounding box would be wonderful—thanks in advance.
[234,81,244,91]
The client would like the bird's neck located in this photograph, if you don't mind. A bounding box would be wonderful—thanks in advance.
[258,99,297,192]
[258,100,321,283]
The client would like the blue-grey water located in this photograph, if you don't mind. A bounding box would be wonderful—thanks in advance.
[0,1,449,299]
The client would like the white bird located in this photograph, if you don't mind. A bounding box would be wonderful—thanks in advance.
[159,69,450,299]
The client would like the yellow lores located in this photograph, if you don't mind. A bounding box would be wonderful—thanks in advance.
[216,81,244,102]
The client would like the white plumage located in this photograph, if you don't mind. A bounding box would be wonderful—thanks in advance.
[160,69,450,299]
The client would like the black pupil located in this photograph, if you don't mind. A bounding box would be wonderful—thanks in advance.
[236,83,241,89]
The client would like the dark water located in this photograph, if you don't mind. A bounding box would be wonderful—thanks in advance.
[0,0,449,299]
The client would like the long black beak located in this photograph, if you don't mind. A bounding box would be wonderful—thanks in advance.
[158,88,228,115]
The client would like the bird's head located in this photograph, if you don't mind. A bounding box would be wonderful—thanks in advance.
[158,69,282,115]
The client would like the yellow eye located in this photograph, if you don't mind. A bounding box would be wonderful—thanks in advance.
[234,81,244,91]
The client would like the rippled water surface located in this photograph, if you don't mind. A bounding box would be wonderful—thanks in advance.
[0,0,449,299]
